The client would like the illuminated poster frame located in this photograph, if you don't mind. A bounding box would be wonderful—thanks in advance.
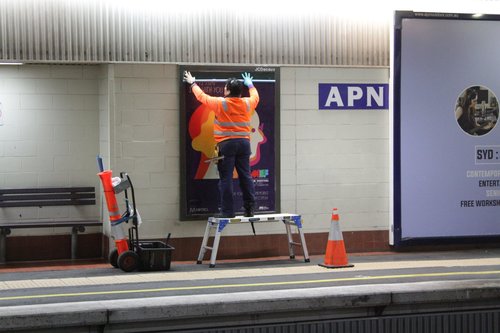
[392,11,500,246]
[179,65,280,220]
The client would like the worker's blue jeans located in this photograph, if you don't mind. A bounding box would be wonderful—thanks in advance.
[217,138,255,217]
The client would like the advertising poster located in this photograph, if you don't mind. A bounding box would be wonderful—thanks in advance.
[180,66,280,220]
[393,12,500,245]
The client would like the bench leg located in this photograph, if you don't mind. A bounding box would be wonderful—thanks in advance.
[0,228,11,264]
[71,226,85,260]
[0,231,6,264]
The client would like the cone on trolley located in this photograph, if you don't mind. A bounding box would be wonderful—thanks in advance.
[319,208,354,269]
[98,169,129,255]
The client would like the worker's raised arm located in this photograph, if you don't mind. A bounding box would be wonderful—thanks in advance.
[242,72,259,109]
[184,71,223,110]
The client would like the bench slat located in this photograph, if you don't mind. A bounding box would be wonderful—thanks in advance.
[0,200,96,207]
[0,193,95,201]
[0,187,96,207]
[0,220,101,229]
[0,187,95,194]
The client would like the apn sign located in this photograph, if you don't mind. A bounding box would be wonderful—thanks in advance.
[318,83,389,110]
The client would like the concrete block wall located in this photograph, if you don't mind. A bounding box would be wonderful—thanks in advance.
[0,64,101,234]
[110,64,390,239]
[280,67,390,233]
[0,63,390,248]
[111,64,191,238]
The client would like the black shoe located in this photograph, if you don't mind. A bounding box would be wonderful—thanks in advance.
[244,208,254,217]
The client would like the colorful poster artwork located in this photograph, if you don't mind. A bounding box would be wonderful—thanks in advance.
[182,70,277,219]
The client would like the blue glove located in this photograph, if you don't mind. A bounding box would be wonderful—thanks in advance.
[241,72,254,87]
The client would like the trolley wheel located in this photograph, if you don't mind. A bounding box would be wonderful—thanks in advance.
[109,249,119,268]
[118,250,140,272]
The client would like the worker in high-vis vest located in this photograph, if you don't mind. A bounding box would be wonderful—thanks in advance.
[184,71,259,218]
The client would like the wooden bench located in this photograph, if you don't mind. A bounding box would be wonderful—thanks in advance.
[0,187,101,263]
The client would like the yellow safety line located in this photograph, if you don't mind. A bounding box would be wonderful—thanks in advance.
[1,270,499,302]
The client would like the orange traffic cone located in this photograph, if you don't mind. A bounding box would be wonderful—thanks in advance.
[319,208,354,269]
[98,170,129,255]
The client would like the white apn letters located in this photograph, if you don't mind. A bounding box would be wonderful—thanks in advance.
[366,86,384,107]
[347,87,363,106]
[324,87,343,107]
[324,85,385,108]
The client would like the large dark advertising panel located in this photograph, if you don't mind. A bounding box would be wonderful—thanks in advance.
[393,12,500,245]
[180,66,280,220]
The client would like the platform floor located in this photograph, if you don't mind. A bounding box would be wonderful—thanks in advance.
[1,248,500,307]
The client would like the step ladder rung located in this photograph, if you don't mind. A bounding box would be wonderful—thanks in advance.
[289,241,302,247]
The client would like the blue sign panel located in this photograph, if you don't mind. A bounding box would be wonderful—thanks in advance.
[318,83,389,110]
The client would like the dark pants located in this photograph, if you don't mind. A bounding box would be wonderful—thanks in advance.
[217,138,255,217]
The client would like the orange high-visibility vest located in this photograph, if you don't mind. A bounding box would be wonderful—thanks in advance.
[191,84,259,143]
